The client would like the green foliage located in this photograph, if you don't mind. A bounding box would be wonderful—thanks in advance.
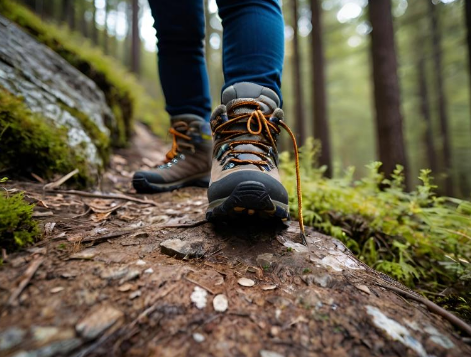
[281,139,471,320]
[0,0,167,144]
[0,87,91,184]
[0,184,40,252]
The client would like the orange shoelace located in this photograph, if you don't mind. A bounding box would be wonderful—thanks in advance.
[213,105,307,245]
[165,122,192,162]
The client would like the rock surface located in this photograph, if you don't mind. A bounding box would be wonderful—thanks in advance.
[0,15,115,171]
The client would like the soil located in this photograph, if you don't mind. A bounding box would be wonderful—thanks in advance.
[1,123,470,357]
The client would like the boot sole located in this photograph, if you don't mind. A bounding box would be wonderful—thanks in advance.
[133,173,210,193]
[206,181,290,221]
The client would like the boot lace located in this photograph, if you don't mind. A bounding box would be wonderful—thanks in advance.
[165,122,195,162]
[213,102,306,245]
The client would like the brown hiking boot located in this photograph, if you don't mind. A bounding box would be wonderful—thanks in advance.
[133,115,212,193]
[206,82,290,221]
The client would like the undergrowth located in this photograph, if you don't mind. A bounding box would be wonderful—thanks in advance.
[281,139,471,321]
[0,0,168,143]
[0,178,39,252]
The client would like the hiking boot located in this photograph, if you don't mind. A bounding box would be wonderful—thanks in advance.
[132,114,212,193]
[206,82,290,221]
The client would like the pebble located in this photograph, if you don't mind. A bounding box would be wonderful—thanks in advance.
[238,278,255,287]
[0,327,25,351]
[193,333,205,343]
[144,268,154,274]
[256,253,275,268]
[160,238,204,259]
[135,259,146,266]
[261,285,277,291]
[118,283,134,292]
[213,294,228,312]
[100,267,129,280]
[355,284,371,295]
[76,305,124,340]
[190,286,207,309]
[129,290,141,300]
[119,268,141,284]
[69,248,98,260]
[50,287,64,294]
[260,350,285,357]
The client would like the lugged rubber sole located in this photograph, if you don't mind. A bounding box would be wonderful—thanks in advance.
[132,173,210,193]
[206,181,290,221]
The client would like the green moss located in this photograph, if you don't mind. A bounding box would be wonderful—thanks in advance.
[0,0,167,145]
[0,87,92,184]
[0,186,40,252]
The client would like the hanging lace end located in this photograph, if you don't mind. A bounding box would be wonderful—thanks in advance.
[299,231,307,246]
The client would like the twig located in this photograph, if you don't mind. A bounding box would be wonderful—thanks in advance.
[7,256,44,306]
[43,169,79,190]
[375,282,471,336]
[79,227,145,245]
[46,189,158,207]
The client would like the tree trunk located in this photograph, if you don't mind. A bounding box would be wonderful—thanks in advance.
[91,0,98,45]
[368,0,409,187]
[68,0,76,31]
[103,0,109,54]
[429,1,453,196]
[291,0,306,146]
[465,0,471,131]
[61,0,70,25]
[79,0,88,38]
[417,55,438,175]
[131,0,141,74]
[124,1,132,68]
[310,0,332,177]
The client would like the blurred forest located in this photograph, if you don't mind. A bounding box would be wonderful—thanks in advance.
[15,0,471,198]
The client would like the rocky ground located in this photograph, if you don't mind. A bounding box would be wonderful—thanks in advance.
[1,124,470,357]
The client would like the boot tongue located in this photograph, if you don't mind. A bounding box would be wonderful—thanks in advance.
[222,82,280,115]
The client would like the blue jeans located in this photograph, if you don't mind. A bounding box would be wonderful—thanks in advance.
[148,0,284,122]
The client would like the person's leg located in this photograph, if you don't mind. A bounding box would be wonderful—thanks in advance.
[148,0,212,121]
[216,0,284,103]
[133,0,212,193]
[206,0,292,223]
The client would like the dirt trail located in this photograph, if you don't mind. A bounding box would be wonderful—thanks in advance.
[1,124,470,357]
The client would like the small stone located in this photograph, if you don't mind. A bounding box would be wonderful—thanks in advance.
[193,333,205,343]
[32,326,59,342]
[144,268,154,274]
[238,278,255,287]
[260,350,284,357]
[256,253,275,269]
[134,232,149,239]
[70,248,98,260]
[118,283,134,292]
[0,327,25,351]
[76,305,124,340]
[190,286,207,309]
[270,326,281,337]
[135,259,146,266]
[129,290,141,300]
[119,268,141,285]
[356,284,371,295]
[213,294,228,312]
[261,285,277,291]
[50,287,64,294]
[160,238,204,259]
[100,267,129,280]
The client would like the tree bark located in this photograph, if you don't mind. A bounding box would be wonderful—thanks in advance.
[79,0,88,38]
[466,0,471,131]
[291,0,306,146]
[61,0,70,25]
[429,1,453,196]
[368,0,409,187]
[68,0,76,31]
[103,0,109,54]
[91,0,98,45]
[131,0,141,74]
[310,0,332,177]
[417,54,438,175]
